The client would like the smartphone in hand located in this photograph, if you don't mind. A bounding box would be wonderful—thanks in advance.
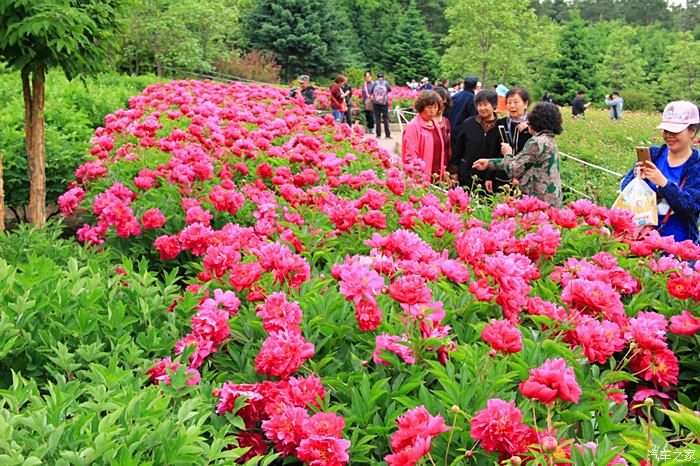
[635,147,651,163]
[498,125,510,145]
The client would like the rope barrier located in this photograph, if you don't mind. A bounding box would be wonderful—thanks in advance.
[559,151,625,178]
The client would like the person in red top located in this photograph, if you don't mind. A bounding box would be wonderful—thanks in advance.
[401,90,446,183]
[330,75,349,122]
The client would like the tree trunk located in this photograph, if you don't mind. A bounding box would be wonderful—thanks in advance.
[22,66,47,227]
[481,59,489,88]
[0,153,4,232]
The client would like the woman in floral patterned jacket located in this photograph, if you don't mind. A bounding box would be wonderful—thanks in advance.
[472,102,563,207]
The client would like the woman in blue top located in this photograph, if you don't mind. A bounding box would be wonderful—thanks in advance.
[621,101,700,243]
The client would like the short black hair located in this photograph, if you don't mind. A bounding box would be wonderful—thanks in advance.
[475,89,498,109]
[414,90,441,113]
[505,87,531,105]
[434,86,452,113]
[578,90,585,95]
[464,76,478,90]
[528,102,563,135]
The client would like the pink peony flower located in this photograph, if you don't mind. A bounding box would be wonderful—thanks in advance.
[669,310,700,336]
[373,333,415,366]
[470,398,534,455]
[141,208,167,229]
[389,274,432,305]
[255,330,315,379]
[191,307,231,345]
[481,319,523,355]
[297,436,351,466]
[147,357,200,387]
[337,262,386,305]
[261,406,309,456]
[574,319,626,364]
[385,406,449,466]
[256,292,303,333]
[519,358,582,404]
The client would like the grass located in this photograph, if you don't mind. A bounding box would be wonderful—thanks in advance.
[557,108,663,205]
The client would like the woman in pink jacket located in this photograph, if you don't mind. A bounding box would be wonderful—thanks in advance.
[401,90,446,183]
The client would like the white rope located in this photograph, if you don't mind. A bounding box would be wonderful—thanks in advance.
[560,151,625,178]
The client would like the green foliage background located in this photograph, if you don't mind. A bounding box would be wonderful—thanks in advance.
[0,69,161,215]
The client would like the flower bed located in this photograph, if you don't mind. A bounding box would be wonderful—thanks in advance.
[60,79,700,465]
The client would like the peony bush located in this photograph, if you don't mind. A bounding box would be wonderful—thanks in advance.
[57,79,700,465]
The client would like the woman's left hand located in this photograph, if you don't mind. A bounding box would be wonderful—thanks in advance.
[516,122,529,133]
[472,159,490,171]
[639,160,668,188]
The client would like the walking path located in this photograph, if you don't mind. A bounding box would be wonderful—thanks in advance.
[363,124,402,162]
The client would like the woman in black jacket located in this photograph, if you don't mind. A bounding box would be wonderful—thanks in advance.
[493,87,532,191]
[448,90,500,191]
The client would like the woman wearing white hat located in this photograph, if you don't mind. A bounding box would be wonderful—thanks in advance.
[620,101,700,243]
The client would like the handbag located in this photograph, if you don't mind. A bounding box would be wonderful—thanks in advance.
[331,92,348,113]
[363,83,374,111]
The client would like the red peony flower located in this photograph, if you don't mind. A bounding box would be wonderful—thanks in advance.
[355,299,383,331]
[669,310,700,336]
[629,347,679,389]
[482,319,523,354]
[232,432,268,463]
[261,406,309,456]
[470,398,533,455]
[519,358,582,404]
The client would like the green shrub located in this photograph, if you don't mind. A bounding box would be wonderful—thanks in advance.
[0,225,253,465]
[620,88,657,111]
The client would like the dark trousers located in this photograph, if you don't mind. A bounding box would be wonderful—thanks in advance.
[364,109,374,131]
[344,105,353,125]
[373,104,390,138]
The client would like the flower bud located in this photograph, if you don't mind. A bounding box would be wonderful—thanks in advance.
[541,435,558,451]
[451,405,460,414]
[465,450,473,458]
[361,360,369,367]
[488,349,498,358]
[510,456,522,466]
[644,397,654,406]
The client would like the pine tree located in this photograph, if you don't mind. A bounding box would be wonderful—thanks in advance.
[383,0,439,84]
[244,0,344,81]
[542,11,602,103]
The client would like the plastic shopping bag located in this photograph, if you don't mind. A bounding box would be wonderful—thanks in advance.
[612,176,658,226]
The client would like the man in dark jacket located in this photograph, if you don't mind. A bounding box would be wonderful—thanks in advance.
[572,90,590,118]
[445,76,478,154]
[290,75,316,105]
[448,89,500,188]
